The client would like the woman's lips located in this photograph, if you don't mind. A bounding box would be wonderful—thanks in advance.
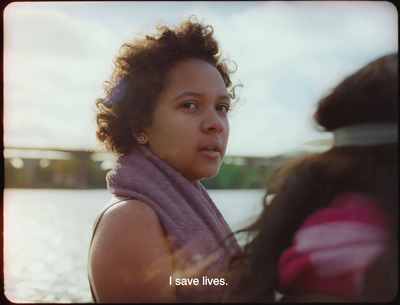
[199,143,222,158]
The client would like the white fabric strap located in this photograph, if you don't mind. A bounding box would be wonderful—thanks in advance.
[333,123,398,147]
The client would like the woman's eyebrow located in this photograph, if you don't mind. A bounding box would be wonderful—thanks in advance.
[173,91,202,101]
[173,91,230,102]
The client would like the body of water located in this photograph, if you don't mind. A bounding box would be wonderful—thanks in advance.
[3,188,264,303]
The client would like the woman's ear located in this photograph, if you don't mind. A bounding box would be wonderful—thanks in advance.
[130,125,149,145]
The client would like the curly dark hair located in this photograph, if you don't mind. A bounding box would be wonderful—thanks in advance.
[228,53,398,302]
[94,16,238,155]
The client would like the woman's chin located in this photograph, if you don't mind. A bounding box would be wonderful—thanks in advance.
[200,168,221,181]
[185,169,220,183]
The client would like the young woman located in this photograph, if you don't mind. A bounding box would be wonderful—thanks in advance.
[229,53,398,303]
[88,17,241,303]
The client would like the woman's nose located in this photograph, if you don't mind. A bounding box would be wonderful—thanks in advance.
[201,109,226,133]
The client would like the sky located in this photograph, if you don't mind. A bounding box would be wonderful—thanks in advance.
[3,1,398,157]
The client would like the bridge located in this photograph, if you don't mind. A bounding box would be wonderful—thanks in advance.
[3,147,111,189]
[3,146,303,189]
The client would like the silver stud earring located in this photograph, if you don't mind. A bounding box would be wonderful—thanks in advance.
[138,136,145,143]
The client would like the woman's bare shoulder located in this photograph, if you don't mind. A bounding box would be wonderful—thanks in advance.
[104,198,158,222]
[93,198,162,244]
[89,198,176,302]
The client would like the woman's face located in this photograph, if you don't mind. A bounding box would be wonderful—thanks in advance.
[142,58,230,183]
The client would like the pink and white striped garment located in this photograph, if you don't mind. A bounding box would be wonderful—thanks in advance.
[278,192,389,298]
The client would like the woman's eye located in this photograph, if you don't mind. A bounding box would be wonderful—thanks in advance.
[217,104,230,113]
[182,102,197,110]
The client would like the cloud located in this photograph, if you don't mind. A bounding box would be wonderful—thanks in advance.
[3,1,398,157]
[190,1,398,156]
[4,4,121,150]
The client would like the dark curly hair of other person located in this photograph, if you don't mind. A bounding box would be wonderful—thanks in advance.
[94,16,238,155]
[227,53,398,303]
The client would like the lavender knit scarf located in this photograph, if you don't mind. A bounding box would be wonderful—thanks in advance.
[106,145,240,301]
